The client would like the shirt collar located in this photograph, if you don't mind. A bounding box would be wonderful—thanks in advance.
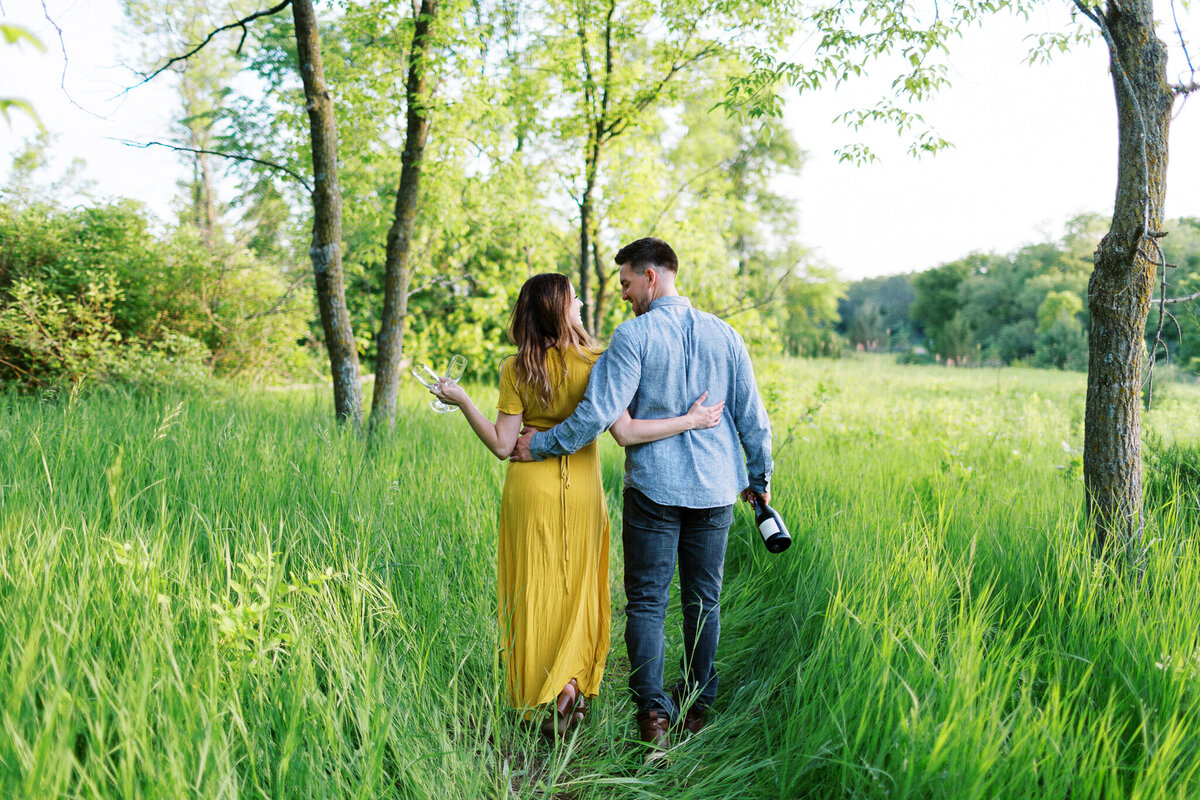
[648,295,691,311]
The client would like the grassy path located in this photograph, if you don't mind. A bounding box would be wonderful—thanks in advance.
[3,357,1200,798]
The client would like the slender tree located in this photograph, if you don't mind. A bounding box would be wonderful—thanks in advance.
[291,0,363,424]
[125,0,365,423]
[1071,0,1185,553]
[370,0,438,432]
[122,0,247,243]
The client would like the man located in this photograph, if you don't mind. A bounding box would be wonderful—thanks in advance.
[511,237,773,757]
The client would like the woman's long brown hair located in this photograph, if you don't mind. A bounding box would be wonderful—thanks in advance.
[508,273,598,409]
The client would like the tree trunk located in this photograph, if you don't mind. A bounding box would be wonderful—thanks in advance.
[1083,0,1173,554]
[182,81,217,247]
[292,0,363,425]
[370,0,438,432]
[578,192,593,336]
[591,238,607,334]
[578,130,604,336]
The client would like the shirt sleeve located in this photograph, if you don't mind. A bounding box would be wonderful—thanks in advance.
[497,358,523,415]
[731,336,774,493]
[529,325,643,459]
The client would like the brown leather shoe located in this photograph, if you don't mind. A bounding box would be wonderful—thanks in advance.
[680,706,705,736]
[637,710,670,760]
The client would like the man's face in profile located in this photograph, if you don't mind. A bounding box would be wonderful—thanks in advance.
[619,263,653,316]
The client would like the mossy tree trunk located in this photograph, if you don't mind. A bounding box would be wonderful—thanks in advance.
[370,0,438,433]
[292,0,363,426]
[1081,0,1174,554]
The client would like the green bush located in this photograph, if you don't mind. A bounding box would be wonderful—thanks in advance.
[0,272,123,386]
[1144,434,1200,519]
[897,348,935,365]
[108,332,212,392]
[0,200,313,390]
[1033,316,1088,371]
[784,327,842,359]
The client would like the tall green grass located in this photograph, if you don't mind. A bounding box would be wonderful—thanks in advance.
[2,357,1200,798]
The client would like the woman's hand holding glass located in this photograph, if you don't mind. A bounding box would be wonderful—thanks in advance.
[411,355,468,413]
[432,377,469,408]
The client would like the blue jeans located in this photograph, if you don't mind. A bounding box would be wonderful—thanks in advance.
[622,487,732,720]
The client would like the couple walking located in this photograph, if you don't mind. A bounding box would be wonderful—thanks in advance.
[432,237,773,756]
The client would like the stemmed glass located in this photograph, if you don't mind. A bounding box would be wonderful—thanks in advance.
[412,355,468,413]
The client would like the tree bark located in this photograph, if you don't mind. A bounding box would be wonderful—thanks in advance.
[574,0,615,337]
[370,0,438,432]
[1083,0,1173,554]
[591,238,607,334]
[578,179,595,335]
[292,0,363,425]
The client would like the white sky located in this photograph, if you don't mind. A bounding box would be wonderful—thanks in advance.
[1,0,1197,281]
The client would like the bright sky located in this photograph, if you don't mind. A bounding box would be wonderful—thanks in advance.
[1,0,1197,281]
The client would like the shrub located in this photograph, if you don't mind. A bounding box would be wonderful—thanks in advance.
[1034,316,1088,371]
[0,272,124,387]
[1144,434,1200,519]
[785,328,843,359]
[897,348,936,365]
[108,332,212,392]
[0,199,312,390]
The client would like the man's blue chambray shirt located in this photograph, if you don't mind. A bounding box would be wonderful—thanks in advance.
[529,295,773,509]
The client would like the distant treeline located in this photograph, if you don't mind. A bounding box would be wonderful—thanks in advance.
[838,214,1200,372]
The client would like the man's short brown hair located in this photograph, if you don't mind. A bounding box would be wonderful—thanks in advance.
[614,238,678,274]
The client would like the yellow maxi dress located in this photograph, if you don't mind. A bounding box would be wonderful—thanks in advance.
[496,347,611,709]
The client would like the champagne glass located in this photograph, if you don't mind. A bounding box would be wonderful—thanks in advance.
[411,362,454,412]
[411,355,468,413]
[444,354,467,384]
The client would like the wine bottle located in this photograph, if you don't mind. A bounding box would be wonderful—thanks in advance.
[751,496,791,553]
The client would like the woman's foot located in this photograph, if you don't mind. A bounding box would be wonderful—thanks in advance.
[541,680,586,739]
[555,679,579,716]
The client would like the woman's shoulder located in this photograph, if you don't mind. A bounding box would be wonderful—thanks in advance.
[496,353,517,378]
[561,344,603,367]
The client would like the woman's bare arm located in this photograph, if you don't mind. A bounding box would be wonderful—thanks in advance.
[432,380,524,459]
[608,392,725,447]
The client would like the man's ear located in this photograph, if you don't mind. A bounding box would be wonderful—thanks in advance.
[645,267,658,288]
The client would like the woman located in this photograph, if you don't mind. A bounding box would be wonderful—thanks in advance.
[430,272,723,737]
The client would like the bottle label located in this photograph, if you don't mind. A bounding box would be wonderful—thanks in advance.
[758,519,781,538]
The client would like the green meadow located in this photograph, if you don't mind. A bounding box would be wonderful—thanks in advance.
[4,355,1200,799]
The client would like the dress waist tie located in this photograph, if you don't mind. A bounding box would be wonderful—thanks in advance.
[559,453,571,595]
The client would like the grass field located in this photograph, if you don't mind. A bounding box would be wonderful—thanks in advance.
[4,355,1200,799]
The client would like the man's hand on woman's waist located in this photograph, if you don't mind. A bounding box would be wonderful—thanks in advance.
[510,427,537,461]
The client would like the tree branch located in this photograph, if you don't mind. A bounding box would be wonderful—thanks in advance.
[603,40,720,141]
[243,273,308,321]
[1174,81,1199,96]
[646,159,731,235]
[1163,290,1200,305]
[111,138,312,191]
[1169,0,1195,91]
[1146,233,1169,409]
[122,0,293,93]
[710,269,791,319]
[40,0,106,119]
[0,355,38,383]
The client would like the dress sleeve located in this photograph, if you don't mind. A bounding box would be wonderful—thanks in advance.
[497,358,523,415]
